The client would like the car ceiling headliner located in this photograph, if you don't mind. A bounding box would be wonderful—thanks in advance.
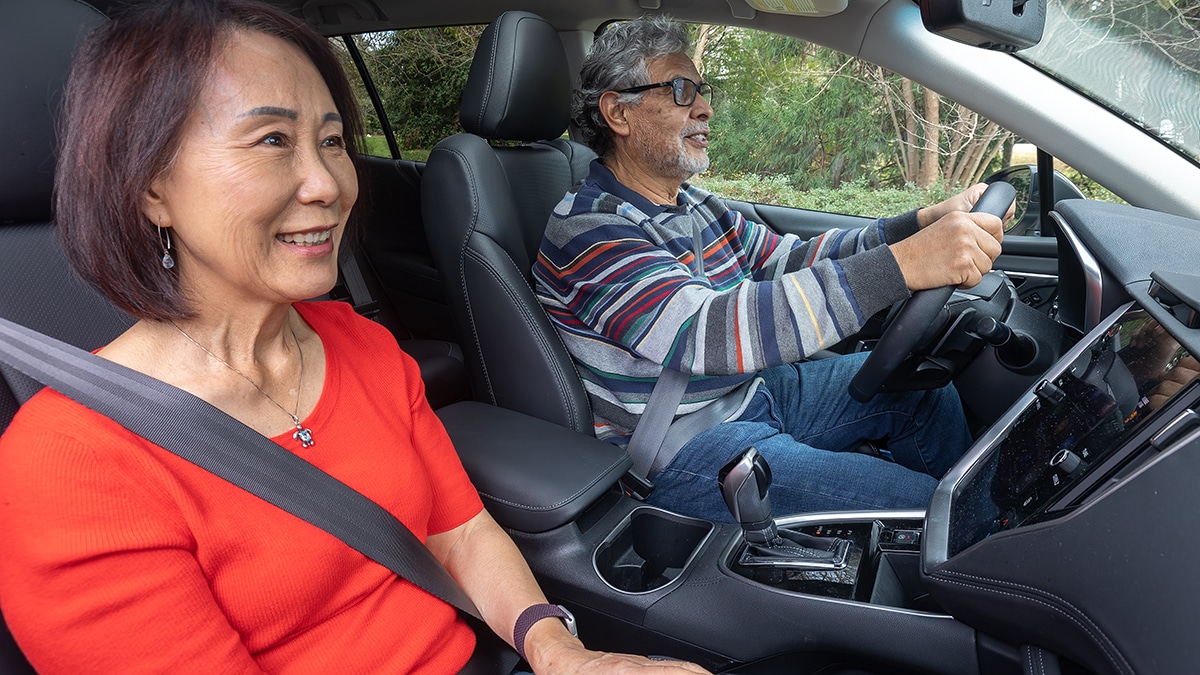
[84,0,887,46]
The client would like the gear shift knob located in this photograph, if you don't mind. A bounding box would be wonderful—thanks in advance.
[718,447,777,544]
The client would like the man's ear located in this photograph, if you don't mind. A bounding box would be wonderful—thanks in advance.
[598,90,633,139]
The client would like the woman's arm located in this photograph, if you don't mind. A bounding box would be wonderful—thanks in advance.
[426,510,711,674]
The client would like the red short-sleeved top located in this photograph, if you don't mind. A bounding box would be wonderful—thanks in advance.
[0,301,484,674]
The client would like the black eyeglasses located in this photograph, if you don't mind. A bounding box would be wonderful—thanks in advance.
[615,77,714,107]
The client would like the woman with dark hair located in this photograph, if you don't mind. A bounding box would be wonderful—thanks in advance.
[0,2,709,673]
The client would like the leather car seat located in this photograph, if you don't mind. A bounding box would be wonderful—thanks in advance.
[0,2,118,671]
[0,1,131,418]
[421,11,598,432]
[0,4,117,672]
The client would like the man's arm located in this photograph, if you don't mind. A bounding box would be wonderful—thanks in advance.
[731,207,918,281]
[535,212,905,374]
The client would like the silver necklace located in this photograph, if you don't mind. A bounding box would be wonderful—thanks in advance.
[171,321,315,448]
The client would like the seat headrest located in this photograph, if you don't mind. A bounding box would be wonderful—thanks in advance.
[459,11,571,142]
[0,1,106,224]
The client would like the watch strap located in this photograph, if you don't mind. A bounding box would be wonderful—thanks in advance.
[512,603,576,662]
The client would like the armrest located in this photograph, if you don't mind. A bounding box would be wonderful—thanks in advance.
[436,401,632,533]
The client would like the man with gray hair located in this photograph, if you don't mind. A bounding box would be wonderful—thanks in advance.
[533,16,1008,521]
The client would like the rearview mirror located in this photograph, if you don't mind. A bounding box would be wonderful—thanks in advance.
[919,0,1045,52]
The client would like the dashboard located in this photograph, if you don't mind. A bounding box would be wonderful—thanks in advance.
[918,199,1200,674]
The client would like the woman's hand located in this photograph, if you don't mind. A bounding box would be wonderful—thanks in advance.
[917,183,1015,228]
[525,619,713,674]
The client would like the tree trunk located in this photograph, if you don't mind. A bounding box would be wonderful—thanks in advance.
[918,87,941,188]
[692,24,719,78]
[901,78,919,184]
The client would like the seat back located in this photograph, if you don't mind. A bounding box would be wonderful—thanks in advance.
[0,4,118,671]
[422,11,597,432]
[0,1,131,418]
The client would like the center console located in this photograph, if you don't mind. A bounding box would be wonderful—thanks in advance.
[439,297,1200,674]
[727,513,926,608]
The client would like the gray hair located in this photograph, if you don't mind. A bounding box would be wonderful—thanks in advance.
[573,15,692,159]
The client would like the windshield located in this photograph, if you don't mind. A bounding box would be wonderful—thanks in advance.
[1019,0,1200,163]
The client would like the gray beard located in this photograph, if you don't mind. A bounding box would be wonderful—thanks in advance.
[640,136,709,182]
[676,146,710,176]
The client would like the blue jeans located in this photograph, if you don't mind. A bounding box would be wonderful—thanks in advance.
[646,352,973,522]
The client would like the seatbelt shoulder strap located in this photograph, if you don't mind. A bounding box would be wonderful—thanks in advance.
[0,316,477,620]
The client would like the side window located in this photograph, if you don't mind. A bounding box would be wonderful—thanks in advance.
[331,26,485,160]
[684,25,1119,219]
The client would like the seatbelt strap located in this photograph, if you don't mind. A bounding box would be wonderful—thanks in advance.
[335,248,380,319]
[0,316,478,620]
[625,368,690,479]
[651,377,759,476]
[626,371,761,482]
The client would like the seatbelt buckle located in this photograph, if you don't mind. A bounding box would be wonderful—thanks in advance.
[619,470,654,501]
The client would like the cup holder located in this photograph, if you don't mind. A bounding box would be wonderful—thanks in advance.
[593,506,714,594]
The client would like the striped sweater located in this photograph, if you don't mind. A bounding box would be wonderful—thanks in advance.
[533,161,918,445]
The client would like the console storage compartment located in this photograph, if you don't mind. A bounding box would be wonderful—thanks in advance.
[436,401,632,533]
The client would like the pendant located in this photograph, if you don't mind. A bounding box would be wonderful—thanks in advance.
[292,420,315,448]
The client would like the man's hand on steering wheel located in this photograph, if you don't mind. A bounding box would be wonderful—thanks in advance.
[890,210,1005,290]
[917,182,1017,228]
[848,182,1017,402]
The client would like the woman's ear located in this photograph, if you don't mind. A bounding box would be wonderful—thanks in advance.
[598,90,633,139]
[141,178,170,228]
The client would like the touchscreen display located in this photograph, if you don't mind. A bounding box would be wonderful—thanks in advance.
[948,309,1195,556]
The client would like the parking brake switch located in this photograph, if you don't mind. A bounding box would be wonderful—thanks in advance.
[719,448,852,570]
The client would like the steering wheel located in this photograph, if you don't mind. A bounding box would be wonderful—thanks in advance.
[847,181,1016,402]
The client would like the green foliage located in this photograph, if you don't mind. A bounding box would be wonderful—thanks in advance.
[361,135,391,158]
[1059,167,1126,204]
[704,30,894,190]
[344,20,1128,212]
[691,173,952,217]
[352,27,483,152]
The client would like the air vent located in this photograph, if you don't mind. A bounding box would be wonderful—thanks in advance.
[1149,270,1200,329]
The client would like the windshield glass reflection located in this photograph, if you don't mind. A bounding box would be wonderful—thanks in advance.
[1019,0,1200,164]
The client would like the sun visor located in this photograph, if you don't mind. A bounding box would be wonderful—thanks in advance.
[742,0,849,17]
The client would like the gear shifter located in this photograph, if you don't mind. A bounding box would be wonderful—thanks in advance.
[719,448,853,570]
[718,446,778,544]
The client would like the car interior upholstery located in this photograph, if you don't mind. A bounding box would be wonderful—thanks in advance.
[422,10,598,432]
[7,0,1200,673]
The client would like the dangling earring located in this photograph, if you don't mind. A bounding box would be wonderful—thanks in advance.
[158,225,175,270]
